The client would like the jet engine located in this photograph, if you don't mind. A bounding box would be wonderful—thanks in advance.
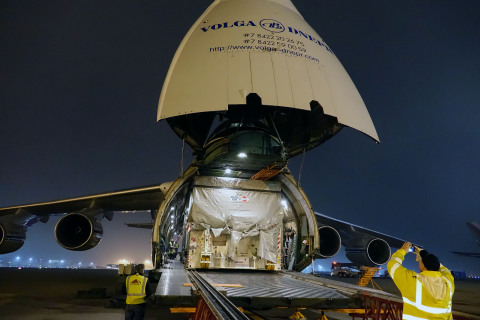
[0,222,26,254]
[55,212,103,251]
[345,238,391,266]
[317,226,341,258]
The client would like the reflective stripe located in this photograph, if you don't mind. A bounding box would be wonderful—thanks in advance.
[390,262,401,278]
[126,275,131,292]
[403,314,430,320]
[442,276,454,309]
[394,257,402,264]
[403,296,451,314]
[442,276,453,298]
[416,278,422,306]
[402,278,452,317]
[142,276,147,294]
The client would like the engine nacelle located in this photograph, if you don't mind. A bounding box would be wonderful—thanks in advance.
[317,226,341,258]
[0,223,26,254]
[55,213,103,251]
[345,238,391,266]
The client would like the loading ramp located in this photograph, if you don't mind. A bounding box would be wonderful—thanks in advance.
[153,260,404,319]
[152,261,480,319]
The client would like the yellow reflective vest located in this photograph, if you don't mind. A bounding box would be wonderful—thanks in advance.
[387,248,455,320]
[125,274,148,305]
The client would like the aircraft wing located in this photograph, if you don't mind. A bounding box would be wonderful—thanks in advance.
[466,221,480,246]
[315,211,409,250]
[451,251,480,258]
[0,184,166,216]
[452,221,480,258]
[0,184,168,253]
[125,222,154,229]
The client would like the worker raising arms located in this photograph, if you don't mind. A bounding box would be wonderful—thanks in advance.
[387,242,454,320]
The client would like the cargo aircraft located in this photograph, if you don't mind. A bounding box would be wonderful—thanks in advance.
[452,222,480,259]
[0,0,407,271]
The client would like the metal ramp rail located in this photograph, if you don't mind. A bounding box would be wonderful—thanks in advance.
[188,270,249,320]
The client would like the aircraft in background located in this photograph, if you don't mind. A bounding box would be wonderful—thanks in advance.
[452,222,480,258]
[0,0,408,271]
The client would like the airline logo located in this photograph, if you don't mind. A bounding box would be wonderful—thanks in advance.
[259,19,285,33]
[230,194,249,203]
[130,279,141,285]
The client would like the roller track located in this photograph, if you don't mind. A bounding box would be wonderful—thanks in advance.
[187,270,250,320]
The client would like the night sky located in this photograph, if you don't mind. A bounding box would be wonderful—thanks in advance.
[1,1,479,273]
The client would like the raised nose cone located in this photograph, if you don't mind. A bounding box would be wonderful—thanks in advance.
[158,0,379,160]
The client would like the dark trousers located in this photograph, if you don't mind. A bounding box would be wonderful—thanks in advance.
[125,303,146,320]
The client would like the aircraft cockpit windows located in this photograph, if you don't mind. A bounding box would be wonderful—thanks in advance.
[200,130,285,174]
[229,131,281,156]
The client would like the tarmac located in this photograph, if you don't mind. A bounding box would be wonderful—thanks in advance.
[0,267,479,320]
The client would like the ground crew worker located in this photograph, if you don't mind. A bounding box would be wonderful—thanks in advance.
[168,240,176,259]
[122,264,152,320]
[387,242,455,320]
[174,240,179,259]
